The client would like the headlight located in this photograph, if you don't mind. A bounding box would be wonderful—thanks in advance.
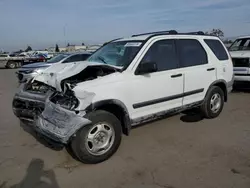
[50,92,79,110]
[34,67,47,74]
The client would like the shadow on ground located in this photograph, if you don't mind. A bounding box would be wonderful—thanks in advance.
[20,121,64,151]
[233,83,250,93]
[180,108,204,123]
[1,158,60,188]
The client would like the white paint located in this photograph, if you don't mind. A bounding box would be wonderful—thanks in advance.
[33,34,234,122]
[124,42,142,47]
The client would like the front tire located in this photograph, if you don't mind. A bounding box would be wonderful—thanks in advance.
[201,86,224,119]
[70,110,122,164]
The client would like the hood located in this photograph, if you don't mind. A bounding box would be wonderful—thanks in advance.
[22,62,52,69]
[230,51,250,58]
[33,61,121,92]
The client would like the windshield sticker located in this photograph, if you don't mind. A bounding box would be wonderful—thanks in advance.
[125,42,142,47]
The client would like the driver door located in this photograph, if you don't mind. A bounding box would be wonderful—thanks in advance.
[128,39,184,120]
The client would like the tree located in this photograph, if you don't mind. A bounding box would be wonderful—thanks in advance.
[55,44,60,52]
[205,29,224,38]
[25,46,32,52]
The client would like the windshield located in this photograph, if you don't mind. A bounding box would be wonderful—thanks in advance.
[47,54,69,63]
[87,41,143,68]
[229,38,250,51]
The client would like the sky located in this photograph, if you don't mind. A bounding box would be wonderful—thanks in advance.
[0,0,250,52]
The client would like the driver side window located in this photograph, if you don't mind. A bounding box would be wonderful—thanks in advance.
[139,39,178,72]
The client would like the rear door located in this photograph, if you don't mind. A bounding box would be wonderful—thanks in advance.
[204,39,233,83]
[176,38,217,106]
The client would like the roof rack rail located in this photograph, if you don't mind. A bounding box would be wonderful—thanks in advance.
[132,30,178,37]
[180,31,205,35]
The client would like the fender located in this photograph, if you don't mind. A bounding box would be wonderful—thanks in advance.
[206,79,228,102]
[85,99,132,135]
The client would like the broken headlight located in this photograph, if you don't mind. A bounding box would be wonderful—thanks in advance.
[50,91,79,111]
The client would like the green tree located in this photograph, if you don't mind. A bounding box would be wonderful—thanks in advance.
[205,29,224,38]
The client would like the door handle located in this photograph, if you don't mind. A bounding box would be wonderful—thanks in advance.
[207,68,215,71]
[171,73,182,78]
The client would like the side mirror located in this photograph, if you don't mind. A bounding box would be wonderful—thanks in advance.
[135,62,158,75]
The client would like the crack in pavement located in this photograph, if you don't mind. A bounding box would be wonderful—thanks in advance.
[150,171,175,188]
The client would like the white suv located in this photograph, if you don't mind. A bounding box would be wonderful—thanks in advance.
[229,36,250,85]
[12,30,234,164]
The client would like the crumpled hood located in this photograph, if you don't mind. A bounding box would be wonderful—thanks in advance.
[230,51,250,58]
[33,61,120,91]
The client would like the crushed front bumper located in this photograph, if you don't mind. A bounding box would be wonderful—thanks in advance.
[12,83,53,121]
[35,100,91,144]
[13,83,92,145]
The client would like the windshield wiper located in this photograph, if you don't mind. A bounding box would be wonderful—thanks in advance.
[97,56,107,64]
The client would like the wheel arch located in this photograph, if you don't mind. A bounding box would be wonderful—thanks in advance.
[86,99,131,136]
[206,80,228,102]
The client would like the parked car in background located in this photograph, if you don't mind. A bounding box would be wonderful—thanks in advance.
[229,36,250,85]
[16,52,92,83]
[12,30,233,164]
[0,54,10,58]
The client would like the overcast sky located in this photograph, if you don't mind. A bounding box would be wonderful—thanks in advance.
[0,0,250,51]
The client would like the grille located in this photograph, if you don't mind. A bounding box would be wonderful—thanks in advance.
[232,58,250,67]
[13,99,44,112]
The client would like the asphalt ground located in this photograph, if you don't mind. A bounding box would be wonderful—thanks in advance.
[0,68,250,188]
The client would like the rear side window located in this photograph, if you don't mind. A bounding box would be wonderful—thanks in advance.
[178,39,208,68]
[204,39,229,60]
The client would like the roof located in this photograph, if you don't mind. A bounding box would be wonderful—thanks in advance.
[114,30,219,43]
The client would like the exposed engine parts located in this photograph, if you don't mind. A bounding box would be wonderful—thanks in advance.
[25,80,53,94]
[61,65,118,88]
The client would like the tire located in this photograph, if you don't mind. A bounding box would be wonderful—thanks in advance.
[200,86,224,119]
[70,110,122,164]
[7,61,17,69]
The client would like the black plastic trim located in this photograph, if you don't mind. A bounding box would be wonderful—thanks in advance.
[171,73,182,78]
[86,99,132,135]
[207,68,215,71]
[234,74,250,76]
[133,88,204,109]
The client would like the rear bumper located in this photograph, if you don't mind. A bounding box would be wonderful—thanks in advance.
[234,74,250,82]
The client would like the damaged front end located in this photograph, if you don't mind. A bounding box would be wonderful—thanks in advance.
[34,89,95,144]
[13,62,119,145]
[35,99,91,144]
[12,80,55,122]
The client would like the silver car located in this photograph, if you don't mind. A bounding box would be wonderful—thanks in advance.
[16,52,92,83]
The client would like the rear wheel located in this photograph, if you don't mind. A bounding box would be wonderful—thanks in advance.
[7,61,17,69]
[70,110,122,164]
[201,86,224,119]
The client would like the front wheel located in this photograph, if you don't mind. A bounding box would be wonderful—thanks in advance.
[201,86,224,119]
[70,110,122,164]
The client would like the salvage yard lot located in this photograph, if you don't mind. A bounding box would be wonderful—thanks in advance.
[0,69,250,188]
